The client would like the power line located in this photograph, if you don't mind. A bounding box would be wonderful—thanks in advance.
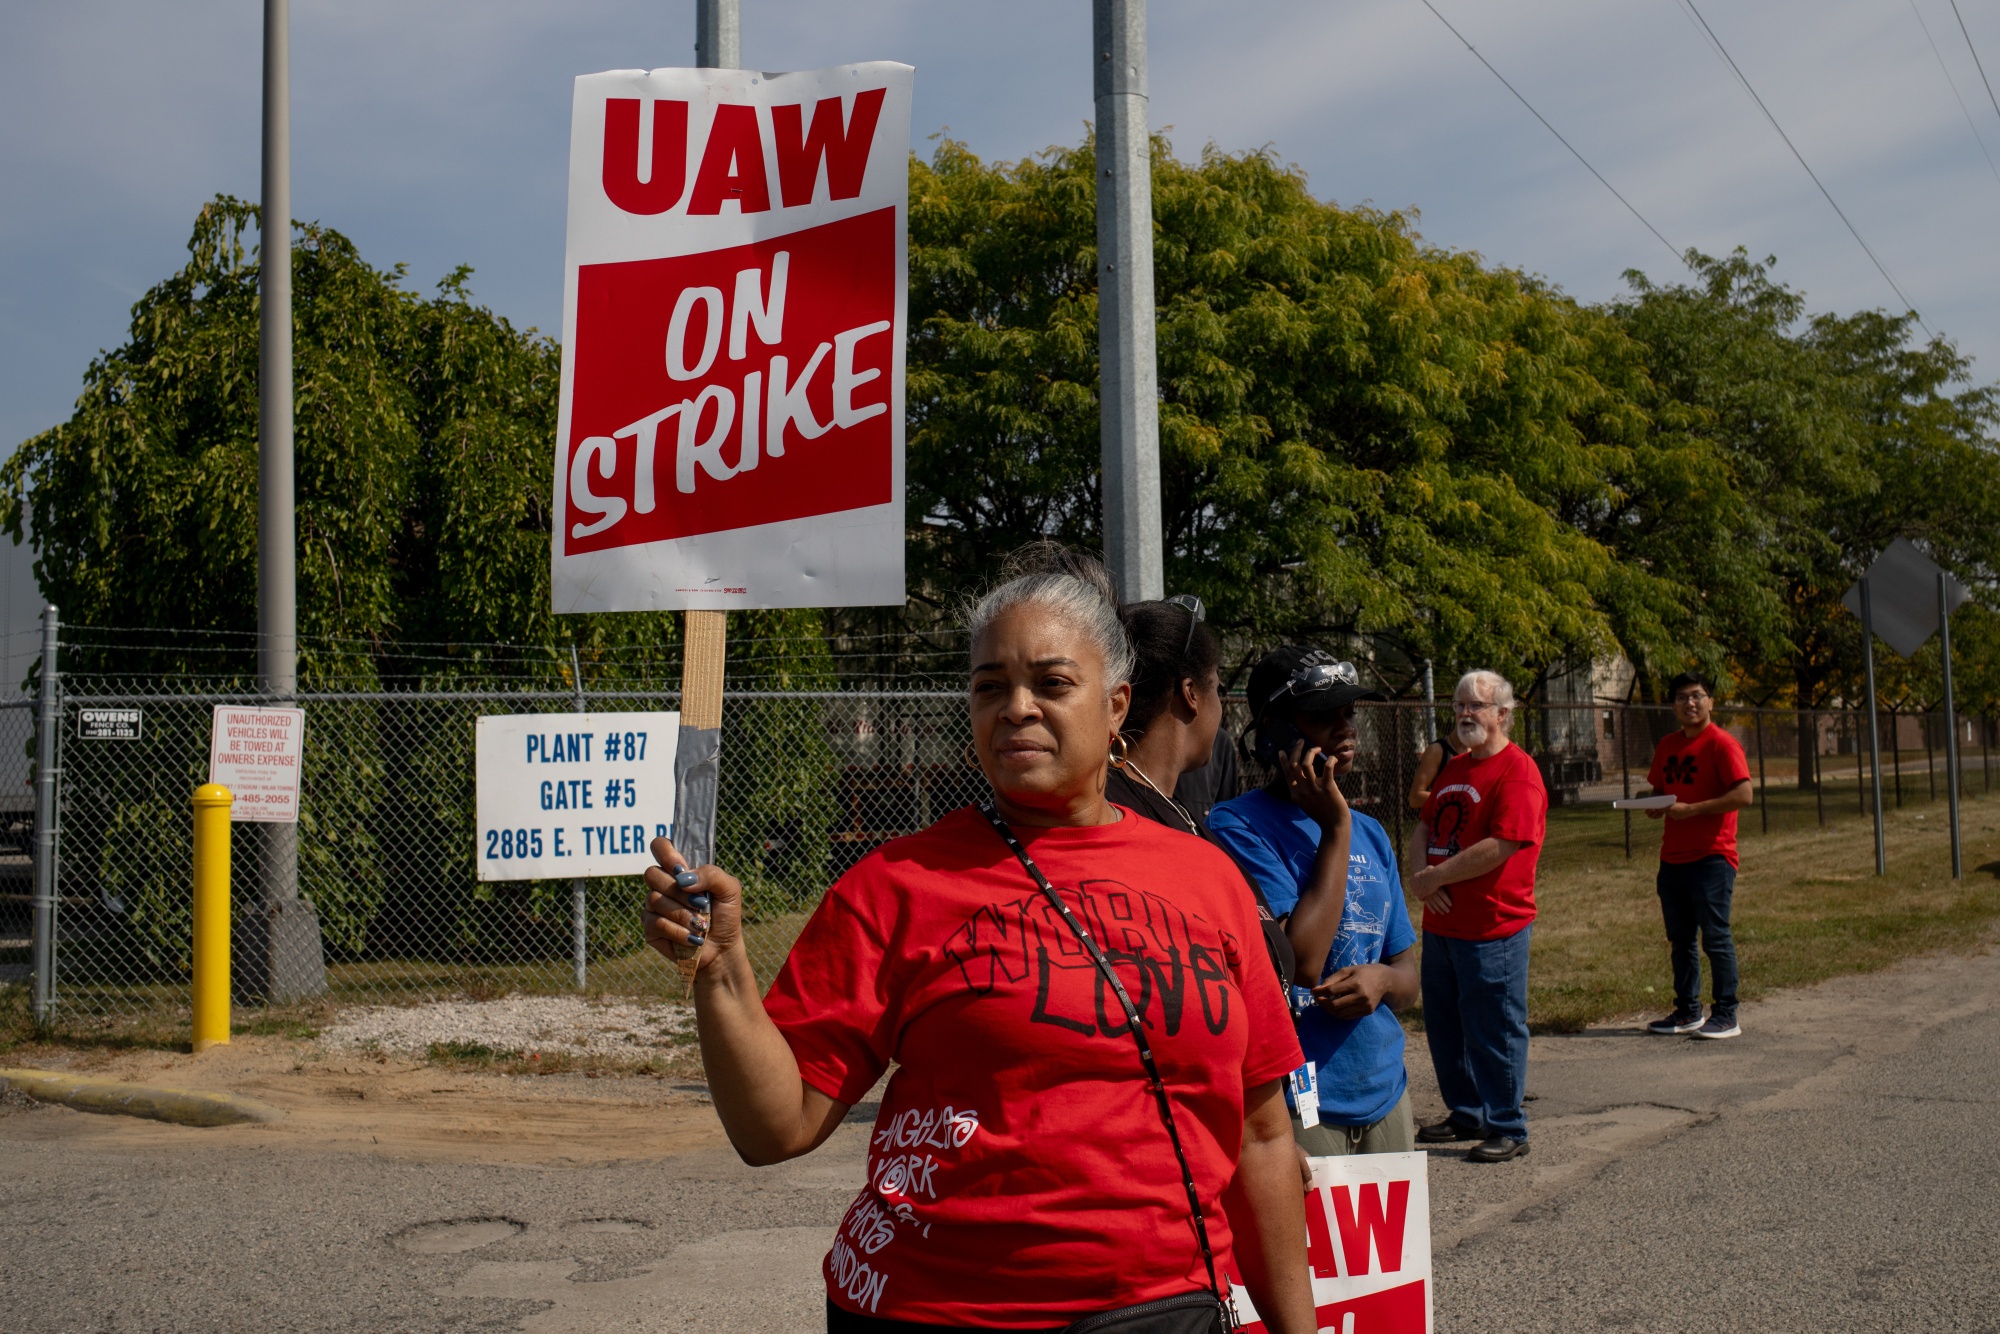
[1911,0,2000,195]
[1415,0,1684,268]
[1679,0,1929,329]
[1948,0,2000,126]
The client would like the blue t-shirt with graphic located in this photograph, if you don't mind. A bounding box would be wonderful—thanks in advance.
[1209,788,1415,1126]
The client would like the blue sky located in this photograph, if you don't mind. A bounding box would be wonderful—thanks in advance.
[7,0,2000,453]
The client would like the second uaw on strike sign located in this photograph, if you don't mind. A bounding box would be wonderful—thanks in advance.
[552,62,913,613]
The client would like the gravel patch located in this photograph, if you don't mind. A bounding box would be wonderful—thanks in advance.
[320,995,695,1057]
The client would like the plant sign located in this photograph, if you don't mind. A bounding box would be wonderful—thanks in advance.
[551,62,913,613]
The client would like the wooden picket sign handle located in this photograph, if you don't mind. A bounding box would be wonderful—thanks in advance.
[681,610,726,733]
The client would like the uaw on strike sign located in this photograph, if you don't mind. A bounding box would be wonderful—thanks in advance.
[1233,1152,1433,1333]
[553,63,913,613]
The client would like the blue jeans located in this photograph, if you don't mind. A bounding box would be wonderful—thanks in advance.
[1421,927,1531,1142]
[1657,855,1738,1020]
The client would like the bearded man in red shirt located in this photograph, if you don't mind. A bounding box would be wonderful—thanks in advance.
[1643,671,1754,1040]
[1408,669,1548,1164]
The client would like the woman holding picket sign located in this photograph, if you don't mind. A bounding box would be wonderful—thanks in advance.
[644,547,1315,1334]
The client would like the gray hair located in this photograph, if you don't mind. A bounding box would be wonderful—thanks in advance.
[1456,669,1517,725]
[966,545,1135,691]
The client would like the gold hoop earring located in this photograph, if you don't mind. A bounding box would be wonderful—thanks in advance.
[963,743,982,771]
[1109,735,1130,769]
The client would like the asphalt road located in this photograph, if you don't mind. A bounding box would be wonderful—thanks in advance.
[5,944,1998,1333]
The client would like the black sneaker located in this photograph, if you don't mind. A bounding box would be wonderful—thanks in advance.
[1416,1118,1482,1144]
[1466,1135,1530,1163]
[1693,1014,1741,1040]
[1647,1008,1704,1035]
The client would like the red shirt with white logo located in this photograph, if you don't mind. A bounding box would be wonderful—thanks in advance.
[1647,723,1753,866]
[1417,743,1548,941]
[763,805,1303,1328]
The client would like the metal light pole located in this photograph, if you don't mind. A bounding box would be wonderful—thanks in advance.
[696,0,739,68]
[261,0,296,721]
[1859,577,1886,876]
[1940,571,1963,879]
[30,606,58,1023]
[1094,0,1163,601]
[259,0,324,998]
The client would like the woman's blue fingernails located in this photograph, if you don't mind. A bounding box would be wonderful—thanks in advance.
[685,932,705,948]
[690,892,711,912]
[673,868,700,890]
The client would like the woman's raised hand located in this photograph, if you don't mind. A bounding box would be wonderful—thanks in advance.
[643,836,745,965]
[1279,740,1349,831]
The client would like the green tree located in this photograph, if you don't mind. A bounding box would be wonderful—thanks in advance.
[900,137,1747,693]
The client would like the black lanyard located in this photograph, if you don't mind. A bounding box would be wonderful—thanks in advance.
[975,801,1231,1323]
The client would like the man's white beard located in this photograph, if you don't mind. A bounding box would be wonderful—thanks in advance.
[1457,716,1489,748]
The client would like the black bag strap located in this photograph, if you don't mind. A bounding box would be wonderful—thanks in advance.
[976,801,1233,1326]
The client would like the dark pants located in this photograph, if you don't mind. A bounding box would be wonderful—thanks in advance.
[1657,854,1738,1019]
[1421,927,1531,1142]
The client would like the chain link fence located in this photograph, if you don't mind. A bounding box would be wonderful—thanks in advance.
[19,670,1995,1021]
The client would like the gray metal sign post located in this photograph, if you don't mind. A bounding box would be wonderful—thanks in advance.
[1859,577,1887,876]
[258,0,324,999]
[696,0,739,68]
[1842,540,1970,880]
[1940,571,1963,879]
[1094,0,1163,601]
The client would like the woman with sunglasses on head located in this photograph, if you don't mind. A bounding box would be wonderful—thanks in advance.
[1209,648,1421,1158]
[642,546,1316,1334]
[1111,596,1298,993]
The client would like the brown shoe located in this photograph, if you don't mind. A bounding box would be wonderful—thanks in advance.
[1466,1135,1529,1163]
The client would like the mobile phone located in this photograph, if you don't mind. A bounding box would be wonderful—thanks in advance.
[1255,718,1328,773]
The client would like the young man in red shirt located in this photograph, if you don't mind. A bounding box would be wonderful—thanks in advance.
[1644,671,1754,1040]
[1408,669,1548,1164]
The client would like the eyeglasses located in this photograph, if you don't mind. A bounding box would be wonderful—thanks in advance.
[1674,691,1709,705]
[1454,700,1500,715]
[1165,594,1204,660]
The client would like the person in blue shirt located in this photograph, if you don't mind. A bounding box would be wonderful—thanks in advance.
[1210,646,1420,1155]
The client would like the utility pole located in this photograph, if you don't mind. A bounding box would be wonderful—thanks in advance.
[259,0,324,998]
[1094,0,1163,601]
[696,0,739,69]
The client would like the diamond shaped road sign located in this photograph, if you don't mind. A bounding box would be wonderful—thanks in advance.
[1841,538,1970,659]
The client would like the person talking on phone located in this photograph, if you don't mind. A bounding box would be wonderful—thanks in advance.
[1207,647,1420,1156]
[642,547,1315,1334]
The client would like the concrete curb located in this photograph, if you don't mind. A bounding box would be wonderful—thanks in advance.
[0,1068,285,1128]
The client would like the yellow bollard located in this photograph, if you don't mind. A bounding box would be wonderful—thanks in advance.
[192,784,233,1052]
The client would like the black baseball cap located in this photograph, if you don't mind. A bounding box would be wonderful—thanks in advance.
[1247,645,1384,720]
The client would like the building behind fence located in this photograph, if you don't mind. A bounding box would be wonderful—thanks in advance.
[9,646,1996,1020]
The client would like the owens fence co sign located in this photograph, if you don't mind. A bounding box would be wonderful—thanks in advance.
[550,62,914,614]
[78,708,143,740]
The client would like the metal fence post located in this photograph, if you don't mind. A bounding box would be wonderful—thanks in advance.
[1753,708,1768,835]
[30,605,59,1024]
[1619,703,1632,860]
[570,644,587,993]
[1814,709,1825,829]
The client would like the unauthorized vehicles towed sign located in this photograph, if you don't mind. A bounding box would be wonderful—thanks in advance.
[551,61,913,613]
[474,712,680,881]
[208,706,305,823]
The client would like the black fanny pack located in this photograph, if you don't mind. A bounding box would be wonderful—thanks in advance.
[977,802,1235,1334]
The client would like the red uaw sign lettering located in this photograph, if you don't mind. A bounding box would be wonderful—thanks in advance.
[553,63,912,613]
[1231,1152,1433,1333]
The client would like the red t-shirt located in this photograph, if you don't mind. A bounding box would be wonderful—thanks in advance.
[763,805,1302,1328]
[1647,723,1753,866]
[1417,742,1547,941]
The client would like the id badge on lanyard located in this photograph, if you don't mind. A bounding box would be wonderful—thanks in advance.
[1286,1062,1320,1128]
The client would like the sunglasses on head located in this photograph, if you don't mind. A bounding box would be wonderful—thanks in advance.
[1164,593,1204,660]
[1262,656,1361,713]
